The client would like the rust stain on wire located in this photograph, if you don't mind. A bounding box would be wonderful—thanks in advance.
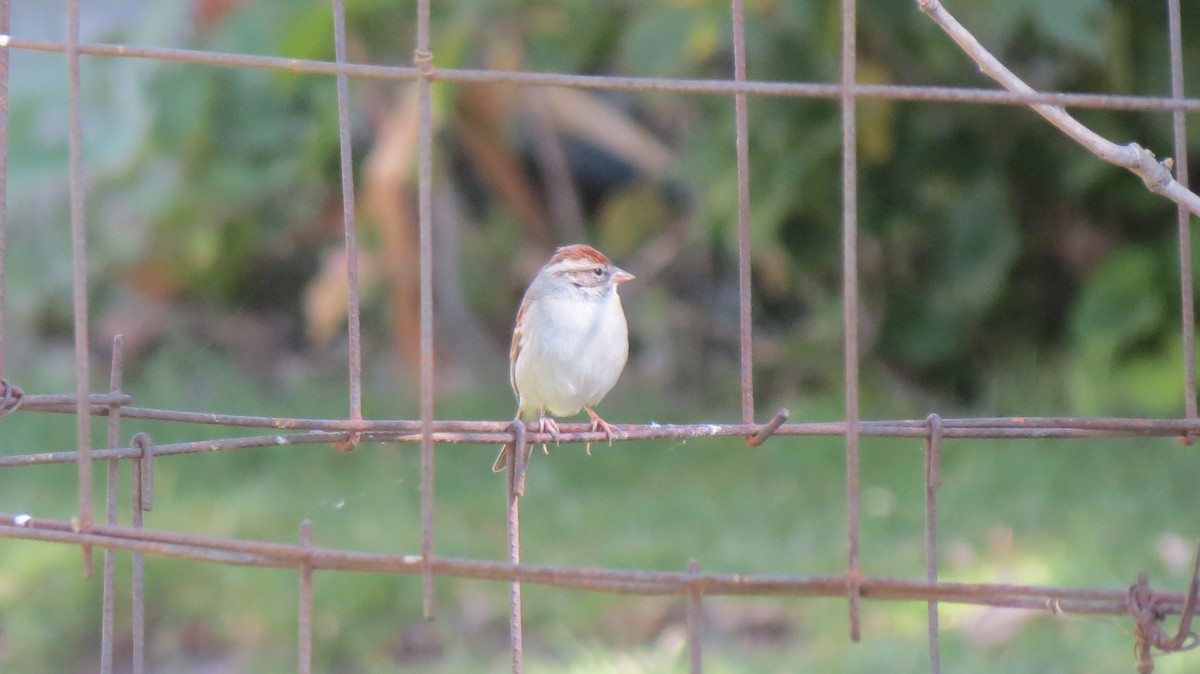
[745,408,789,447]
[1129,544,1200,674]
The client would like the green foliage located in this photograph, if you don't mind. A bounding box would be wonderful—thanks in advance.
[10,0,1195,407]
[1068,245,1186,414]
[140,18,333,304]
[881,178,1019,371]
[954,0,1110,58]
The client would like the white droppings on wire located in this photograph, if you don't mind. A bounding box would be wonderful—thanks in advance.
[13,513,31,527]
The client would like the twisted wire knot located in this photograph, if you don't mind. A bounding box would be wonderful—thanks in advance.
[412,49,434,76]
[0,380,24,418]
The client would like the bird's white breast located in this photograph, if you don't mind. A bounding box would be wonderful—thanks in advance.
[514,290,628,419]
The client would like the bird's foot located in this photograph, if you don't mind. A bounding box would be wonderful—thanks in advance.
[537,414,560,455]
[585,408,625,455]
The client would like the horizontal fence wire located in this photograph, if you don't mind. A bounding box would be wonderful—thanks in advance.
[5,34,1200,111]
[0,512,1189,613]
[0,1,1199,673]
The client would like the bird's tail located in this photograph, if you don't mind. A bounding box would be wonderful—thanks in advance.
[492,443,512,473]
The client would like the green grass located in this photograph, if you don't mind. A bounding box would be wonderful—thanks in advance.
[1,339,1198,673]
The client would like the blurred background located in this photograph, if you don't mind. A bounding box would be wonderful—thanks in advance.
[3,0,1200,672]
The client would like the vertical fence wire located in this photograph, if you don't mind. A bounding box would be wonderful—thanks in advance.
[298,519,314,674]
[332,0,363,424]
[414,0,437,621]
[100,336,125,674]
[506,425,526,674]
[0,0,8,380]
[1167,0,1196,439]
[65,0,94,575]
[130,434,149,674]
[686,558,703,674]
[924,414,943,674]
[730,0,754,426]
[840,0,863,643]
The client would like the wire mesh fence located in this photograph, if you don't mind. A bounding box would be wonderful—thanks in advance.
[1,0,1199,672]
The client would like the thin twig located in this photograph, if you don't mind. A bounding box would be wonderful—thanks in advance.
[917,0,1200,218]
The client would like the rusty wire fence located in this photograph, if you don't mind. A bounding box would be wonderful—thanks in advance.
[2,0,1200,672]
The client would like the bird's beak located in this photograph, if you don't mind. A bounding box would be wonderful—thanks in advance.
[612,268,634,284]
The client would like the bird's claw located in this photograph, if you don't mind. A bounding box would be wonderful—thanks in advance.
[585,408,625,456]
[537,415,560,455]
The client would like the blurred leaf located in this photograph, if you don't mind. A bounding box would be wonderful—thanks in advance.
[596,184,671,253]
[619,3,728,77]
[858,60,896,165]
[305,247,380,345]
[543,88,674,178]
[883,178,1018,369]
[954,0,1110,59]
[1069,246,1165,363]
[1066,246,1183,414]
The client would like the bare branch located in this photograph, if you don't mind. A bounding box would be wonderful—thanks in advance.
[917,0,1200,218]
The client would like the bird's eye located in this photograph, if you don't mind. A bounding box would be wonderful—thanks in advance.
[593,267,604,276]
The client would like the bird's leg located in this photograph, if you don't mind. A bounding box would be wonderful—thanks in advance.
[584,407,624,456]
[536,409,560,455]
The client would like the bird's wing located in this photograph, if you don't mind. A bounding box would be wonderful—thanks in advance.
[509,295,531,399]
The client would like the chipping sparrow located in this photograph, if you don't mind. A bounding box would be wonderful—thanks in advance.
[492,244,634,472]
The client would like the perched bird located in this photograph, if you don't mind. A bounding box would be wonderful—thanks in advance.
[493,244,634,472]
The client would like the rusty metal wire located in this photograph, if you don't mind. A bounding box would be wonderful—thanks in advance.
[332,0,364,428]
[0,0,7,382]
[99,335,122,674]
[1129,548,1200,674]
[0,511,1192,609]
[506,423,526,673]
[686,558,703,674]
[298,519,314,674]
[1168,0,1197,444]
[841,0,864,644]
[7,35,1200,111]
[65,0,94,579]
[415,0,438,625]
[731,0,754,429]
[0,0,1198,672]
[924,414,944,672]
